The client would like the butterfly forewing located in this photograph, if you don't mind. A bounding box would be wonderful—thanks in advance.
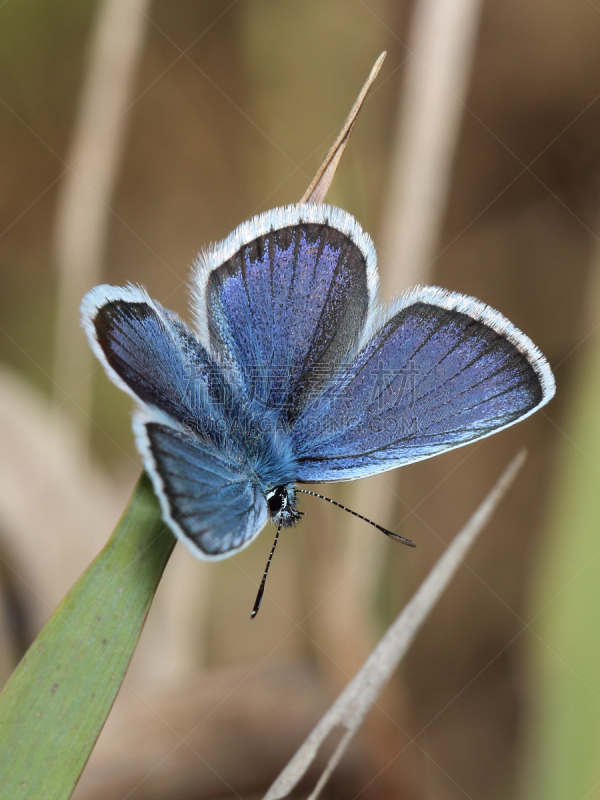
[83,286,227,436]
[203,208,374,419]
[292,287,554,482]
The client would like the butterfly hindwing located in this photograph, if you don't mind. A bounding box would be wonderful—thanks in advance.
[293,287,555,482]
[135,417,268,559]
[196,205,376,419]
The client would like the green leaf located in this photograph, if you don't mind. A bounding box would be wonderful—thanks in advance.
[0,472,175,800]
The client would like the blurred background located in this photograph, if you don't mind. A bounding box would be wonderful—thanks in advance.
[1,1,600,798]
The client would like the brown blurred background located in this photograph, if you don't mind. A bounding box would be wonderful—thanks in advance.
[1,1,600,798]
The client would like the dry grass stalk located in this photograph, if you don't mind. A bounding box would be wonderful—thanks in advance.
[301,52,386,205]
[380,0,485,295]
[52,0,151,433]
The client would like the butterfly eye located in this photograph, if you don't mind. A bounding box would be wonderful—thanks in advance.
[266,488,286,515]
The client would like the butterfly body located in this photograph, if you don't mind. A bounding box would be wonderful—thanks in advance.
[81,203,555,562]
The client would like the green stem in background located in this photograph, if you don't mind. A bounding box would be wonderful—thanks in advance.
[0,472,174,800]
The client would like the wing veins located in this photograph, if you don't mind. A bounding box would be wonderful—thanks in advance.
[290,236,354,406]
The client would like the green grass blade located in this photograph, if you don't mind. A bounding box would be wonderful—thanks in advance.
[0,472,175,800]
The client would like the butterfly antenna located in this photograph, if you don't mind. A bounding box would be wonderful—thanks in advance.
[296,488,416,547]
[251,522,282,619]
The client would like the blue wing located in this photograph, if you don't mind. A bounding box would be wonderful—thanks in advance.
[82,285,270,557]
[292,287,555,482]
[195,205,376,419]
[81,285,227,437]
[135,418,268,558]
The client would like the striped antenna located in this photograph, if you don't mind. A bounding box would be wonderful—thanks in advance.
[296,488,416,547]
[251,522,282,619]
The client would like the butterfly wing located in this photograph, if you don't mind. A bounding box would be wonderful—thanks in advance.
[292,286,555,482]
[135,416,268,559]
[81,285,268,558]
[193,204,376,418]
[81,284,226,435]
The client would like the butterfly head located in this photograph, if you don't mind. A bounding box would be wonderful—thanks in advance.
[265,485,303,527]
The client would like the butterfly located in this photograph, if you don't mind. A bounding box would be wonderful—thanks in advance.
[81,203,555,615]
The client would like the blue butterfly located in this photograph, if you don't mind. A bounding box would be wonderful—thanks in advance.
[81,204,555,614]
